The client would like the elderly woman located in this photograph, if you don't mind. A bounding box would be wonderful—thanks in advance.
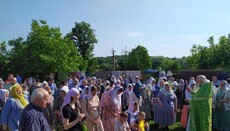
[61,88,85,131]
[155,83,177,130]
[53,86,69,129]
[21,84,30,102]
[101,85,124,130]
[122,84,133,111]
[129,83,143,109]
[175,79,185,110]
[140,84,152,121]
[1,82,28,131]
[126,101,139,125]
[213,80,230,130]
[81,85,104,131]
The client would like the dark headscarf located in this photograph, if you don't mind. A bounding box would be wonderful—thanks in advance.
[134,82,143,99]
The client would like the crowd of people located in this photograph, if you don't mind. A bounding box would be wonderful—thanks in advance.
[0,73,229,131]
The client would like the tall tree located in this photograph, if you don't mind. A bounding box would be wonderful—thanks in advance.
[6,20,83,80]
[0,41,7,78]
[68,21,98,60]
[127,45,151,70]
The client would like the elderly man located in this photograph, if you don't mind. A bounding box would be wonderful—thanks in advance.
[186,75,212,131]
[19,88,51,131]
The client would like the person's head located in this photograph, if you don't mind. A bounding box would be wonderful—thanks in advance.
[59,81,65,88]
[162,77,167,82]
[43,85,52,95]
[59,86,69,99]
[31,88,50,108]
[138,111,146,120]
[119,112,128,123]
[159,80,165,87]
[189,77,195,81]
[227,78,230,84]
[49,78,54,84]
[85,87,89,95]
[179,79,184,85]
[133,101,139,112]
[11,77,17,85]
[82,79,88,86]
[111,85,124,96]
[21,84,28,91]
[73,78,79,85]
[196,75,207,87]
[170,77,175,82]
[8,74,13,80]
[97,79,102,85]
[105,80,110,87]
[219,80,227,89]
[42,81,49,88]
[117,86,124,95]
[0,78,3,86]
[151,79,156,85]
[188,80,196,89]
[90,85,98,97]
[212,76,218,82]
[110,80,115,87]
[11,84,23,97]
[135,76,139,82]
[164,83,171,92]
[68,88,80,104]
[128,84,133,91]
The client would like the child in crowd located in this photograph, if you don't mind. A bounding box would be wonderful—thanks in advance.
[114,112,131,131]
[131,111,150,131]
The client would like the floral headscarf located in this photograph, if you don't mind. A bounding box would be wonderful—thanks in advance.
[109,85,124,108]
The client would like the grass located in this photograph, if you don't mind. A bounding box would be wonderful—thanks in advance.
[148,112,186,131]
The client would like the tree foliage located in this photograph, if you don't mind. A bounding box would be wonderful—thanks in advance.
[127,45,151,70]
[187,34,230,69]
[68,21,98,60]
[4,20,83,80]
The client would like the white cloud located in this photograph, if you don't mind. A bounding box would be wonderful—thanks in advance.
[127,32,143,38]
[178,34,207,41]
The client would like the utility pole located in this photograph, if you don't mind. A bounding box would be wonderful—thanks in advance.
[109,48,117,71]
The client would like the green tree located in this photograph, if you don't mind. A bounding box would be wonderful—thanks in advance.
[160,58,182,75]
[187,34,230,70]
[0,41,8,78]
[127,45,151,70]
[68,21,98,60]
[6,20,83,80]
[7,37,27,75]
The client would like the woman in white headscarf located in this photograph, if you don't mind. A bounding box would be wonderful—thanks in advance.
[81,85,104,131]
[101,85,124,131]
[155,82,177,130]
[126,101,139,125]
[122,84,133,110]
[61,88,85,131]
[140,84,152,121]
[213,80,230,130]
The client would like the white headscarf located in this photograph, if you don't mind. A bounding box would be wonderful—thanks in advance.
[125,84,133,94]
[127,101,139,116]
[61,88,80,116]
[81,86,89,99]
[109,85,123,108]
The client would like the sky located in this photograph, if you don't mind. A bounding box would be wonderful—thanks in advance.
[1,0,230,58]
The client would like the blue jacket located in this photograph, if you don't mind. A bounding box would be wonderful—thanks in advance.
[1,98,24,131]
